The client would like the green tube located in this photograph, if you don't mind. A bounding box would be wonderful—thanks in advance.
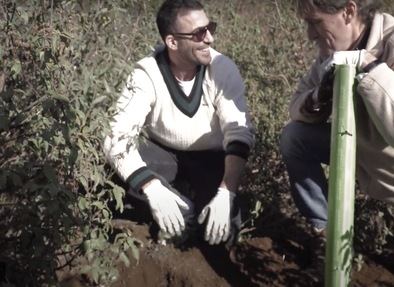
[325,64,357,287]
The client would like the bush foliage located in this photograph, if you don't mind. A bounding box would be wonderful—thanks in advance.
[0,0,393,285]
[0,0,156,285]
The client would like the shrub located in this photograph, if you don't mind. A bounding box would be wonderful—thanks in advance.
[0,0,158,285]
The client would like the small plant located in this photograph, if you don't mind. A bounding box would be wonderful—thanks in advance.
[0,0,158,285]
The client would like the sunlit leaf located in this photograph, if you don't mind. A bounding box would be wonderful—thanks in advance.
[130,243,140,263]
[19,8,29,25]
[91,96,107,107]
[119,251,130,267]
[112,184,125,213]
[78,197,88,211]
[11,60,22,78]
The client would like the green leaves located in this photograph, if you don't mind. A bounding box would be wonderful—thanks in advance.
[107,180,125,213]
[11,60,21,79]
[113,184,125,213]
[17,7,30,25]
[0,0,150,284]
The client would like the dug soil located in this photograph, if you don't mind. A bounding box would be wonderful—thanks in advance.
[61,194,394,287]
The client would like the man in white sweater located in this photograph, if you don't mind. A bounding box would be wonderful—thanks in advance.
[104,0,254,245]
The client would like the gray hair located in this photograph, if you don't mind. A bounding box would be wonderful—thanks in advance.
[296,0,382,24]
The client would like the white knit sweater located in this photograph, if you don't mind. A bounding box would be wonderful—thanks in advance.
[104,46,255,182]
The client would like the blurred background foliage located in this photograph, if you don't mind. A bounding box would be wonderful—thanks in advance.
[0,0,393,285]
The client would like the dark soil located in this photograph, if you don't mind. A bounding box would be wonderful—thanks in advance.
[60,193,394,287]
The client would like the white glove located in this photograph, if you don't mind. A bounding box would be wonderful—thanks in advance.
[144,179,193,237]
[198,187,235,245]
[332,49,365,69]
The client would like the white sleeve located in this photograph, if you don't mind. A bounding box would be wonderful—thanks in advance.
[103,68,155,181]
[214,59,254,152]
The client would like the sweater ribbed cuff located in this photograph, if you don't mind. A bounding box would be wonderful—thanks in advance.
[225,140,250,159]
[126,167,157,193]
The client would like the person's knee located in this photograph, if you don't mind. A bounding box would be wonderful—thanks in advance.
[280,121,303,159]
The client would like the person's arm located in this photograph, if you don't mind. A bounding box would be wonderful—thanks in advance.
[215,58,253,192]
[357,48,394,146]
[198,55,253,245]
[219,154,246,193]
[289,57,333,124]
[103,68,155,187]
[212,54,255,154]
[104,65,193,237]
[321,47,394,146]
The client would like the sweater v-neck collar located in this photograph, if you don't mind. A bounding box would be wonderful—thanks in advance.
[156,49,206,118]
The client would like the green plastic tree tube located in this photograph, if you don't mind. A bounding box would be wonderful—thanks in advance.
[325,64,357,287]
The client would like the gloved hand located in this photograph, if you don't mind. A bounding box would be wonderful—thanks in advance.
[143,179,193,237]
[332,49,366,69]
[317,65,335,104]
[318,56,335,80]
[198,187,235,245]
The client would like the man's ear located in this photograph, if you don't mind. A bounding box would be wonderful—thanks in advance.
[344,0,357,24]
[165,35,178,50]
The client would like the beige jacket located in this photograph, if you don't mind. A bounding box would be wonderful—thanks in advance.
[289,13,394,202]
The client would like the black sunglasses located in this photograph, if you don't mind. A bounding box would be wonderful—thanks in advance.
[173,21,217,42]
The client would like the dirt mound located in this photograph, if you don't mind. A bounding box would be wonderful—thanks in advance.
[110,220,250,287]
[60,199,394,287]
[108,217,394,287]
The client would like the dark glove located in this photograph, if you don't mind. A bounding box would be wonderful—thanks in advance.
[317,66,335,105]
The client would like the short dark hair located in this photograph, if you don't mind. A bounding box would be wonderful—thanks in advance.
[296,0,382,24]
[156,0,204,41]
